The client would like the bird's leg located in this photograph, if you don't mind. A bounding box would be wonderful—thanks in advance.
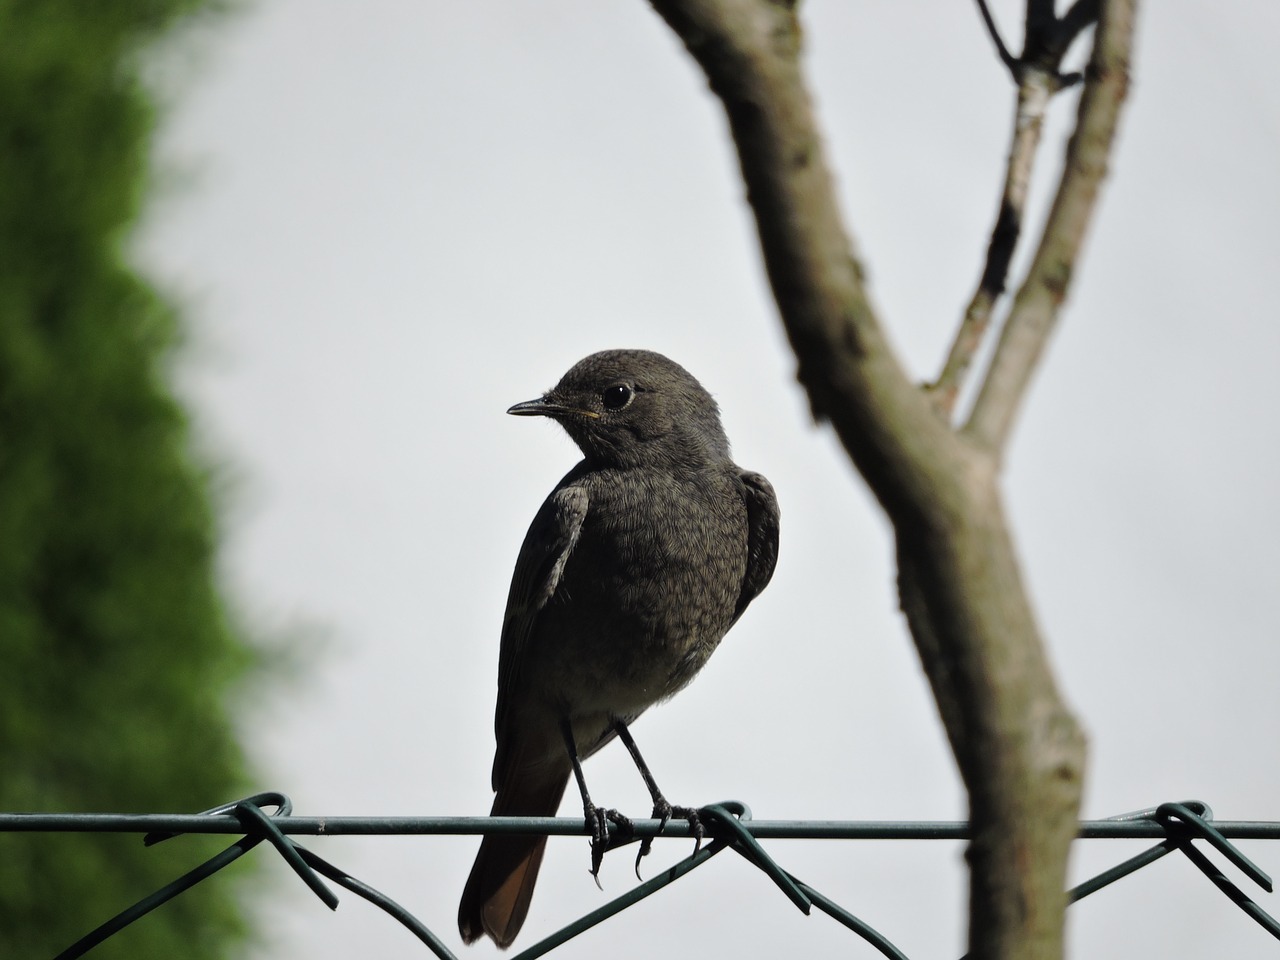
[611,718,703,876]
[560,718,632,887]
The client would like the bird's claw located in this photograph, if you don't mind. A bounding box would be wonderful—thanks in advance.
[678,805,705,856]
[634,801,704,878]
[586,804,633,888]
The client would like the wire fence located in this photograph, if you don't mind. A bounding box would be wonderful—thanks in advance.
[3,793,1278,959]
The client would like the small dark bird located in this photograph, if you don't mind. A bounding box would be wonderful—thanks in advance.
[457,349,780,949]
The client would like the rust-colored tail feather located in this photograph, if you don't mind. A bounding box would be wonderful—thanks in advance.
[458,762,570,948]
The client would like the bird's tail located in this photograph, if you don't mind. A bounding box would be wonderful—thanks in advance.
[458,758,571,948]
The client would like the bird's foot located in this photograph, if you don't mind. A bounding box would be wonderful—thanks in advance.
[634,800,704,878]
[585,803,633,888]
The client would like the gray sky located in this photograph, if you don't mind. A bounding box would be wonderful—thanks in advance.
[137,1,1280,957]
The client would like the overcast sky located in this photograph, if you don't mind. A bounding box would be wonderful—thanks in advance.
[136,2,1279,957]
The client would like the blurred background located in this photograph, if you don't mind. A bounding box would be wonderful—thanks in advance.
[4,1,1278,958]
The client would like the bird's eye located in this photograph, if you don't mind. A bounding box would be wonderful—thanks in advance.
[602,384,633,410]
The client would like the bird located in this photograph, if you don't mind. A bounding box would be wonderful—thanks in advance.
[457,349,780,949]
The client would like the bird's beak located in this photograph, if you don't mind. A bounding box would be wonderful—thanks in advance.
[507,397,599,419]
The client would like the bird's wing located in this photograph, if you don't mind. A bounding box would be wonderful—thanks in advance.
[732,470,780,624]
[492,481,588,783]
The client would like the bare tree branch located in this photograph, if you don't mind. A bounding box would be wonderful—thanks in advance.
[1025,0,1063,60]
[973,0,1019,78]
[965,0,1135,453]
[1055,0,1103,59]
[929,69,1055,420]
[1025,0,1102,87]
[932,0,1106,419]
[645,0,952,517]
[645,2,1134,958]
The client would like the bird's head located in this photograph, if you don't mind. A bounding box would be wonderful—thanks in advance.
[508,349,730,470]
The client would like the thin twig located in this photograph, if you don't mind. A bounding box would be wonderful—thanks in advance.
[965,0,1137,452]
[928,68,1056,420]
[973,0,1019,77]
[934,0,1106,420]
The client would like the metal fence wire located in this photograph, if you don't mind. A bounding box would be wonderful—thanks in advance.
[3,794,1278,959]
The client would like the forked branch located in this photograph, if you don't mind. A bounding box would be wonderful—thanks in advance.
[929,67,1056,420]
[966,0,1135,453]
[931,0,1105,421]
[645,2,1136,958]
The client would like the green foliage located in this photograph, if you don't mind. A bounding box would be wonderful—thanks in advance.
[0,2,259,957]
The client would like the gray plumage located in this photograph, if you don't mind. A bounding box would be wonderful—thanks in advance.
[458,349,780,948]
